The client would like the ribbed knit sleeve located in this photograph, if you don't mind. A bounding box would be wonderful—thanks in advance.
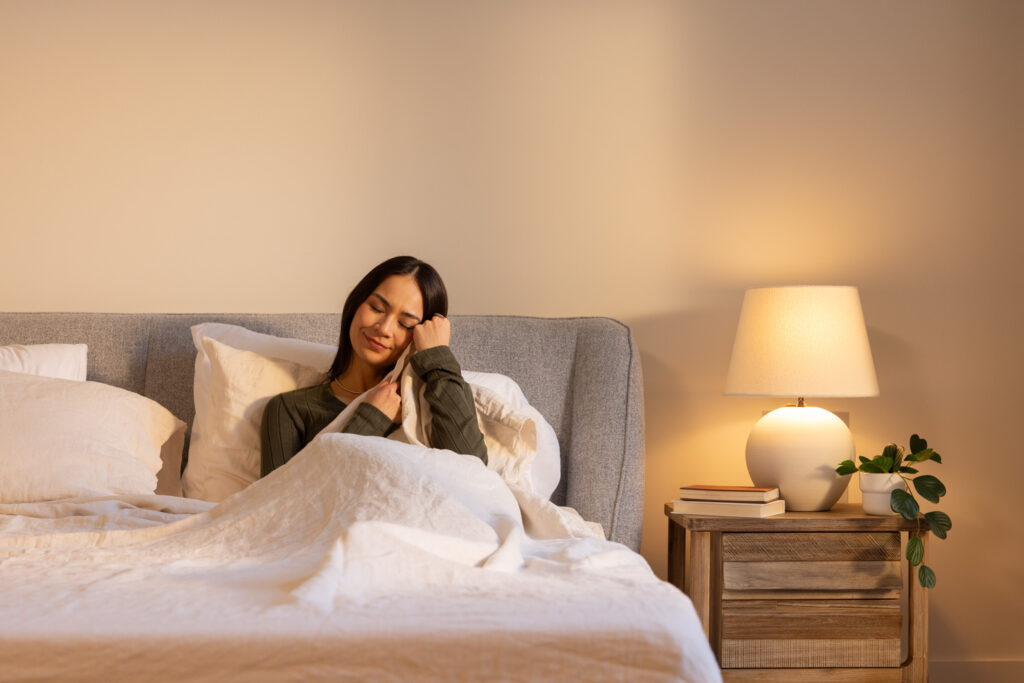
[342,402,396,438]
[410,346,488,464]
[260,392,308,477]
[261,383,344,477]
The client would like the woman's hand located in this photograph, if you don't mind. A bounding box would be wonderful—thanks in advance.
[363,380,402,423]
[413,314,450,350]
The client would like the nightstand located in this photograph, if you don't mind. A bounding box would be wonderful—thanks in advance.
[665,503,929,682]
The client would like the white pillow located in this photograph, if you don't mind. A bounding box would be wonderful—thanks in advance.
[0,345,185,498]
[464,371,561,500]
[183,323,336,501]
[0,369,184,503]
[0,343,88,381]
[468,383,539,490]
[182,336,325,502]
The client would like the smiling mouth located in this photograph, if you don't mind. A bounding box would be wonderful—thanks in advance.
[364,335,388,352]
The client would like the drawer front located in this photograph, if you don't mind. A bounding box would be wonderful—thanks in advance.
[719,532,903,668]
[723,560,901,592]
[721,637,902,668]
[721,599,902,668]
[722,532,902,599]
[723,531,900,562]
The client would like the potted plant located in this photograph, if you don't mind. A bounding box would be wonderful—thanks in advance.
[835,434,951,588]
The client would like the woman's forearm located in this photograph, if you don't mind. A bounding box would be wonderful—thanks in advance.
[342,402,397,438]
[411,346,488,464]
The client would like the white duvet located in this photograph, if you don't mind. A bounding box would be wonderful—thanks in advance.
[0,433,720,682]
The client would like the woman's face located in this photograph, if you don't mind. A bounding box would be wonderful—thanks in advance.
[348,274,424,373]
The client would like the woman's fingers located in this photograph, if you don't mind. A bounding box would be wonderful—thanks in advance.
[413,314,450,350]
[365,381,401,422]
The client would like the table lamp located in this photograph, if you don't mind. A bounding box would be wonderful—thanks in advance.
[725,286,878,511]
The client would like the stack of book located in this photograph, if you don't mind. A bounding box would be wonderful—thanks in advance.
[670,485,785,517]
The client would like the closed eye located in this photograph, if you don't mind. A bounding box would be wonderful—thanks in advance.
[370,292,421,328]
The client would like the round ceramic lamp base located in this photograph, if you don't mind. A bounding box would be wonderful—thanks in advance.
[745,406,854,511]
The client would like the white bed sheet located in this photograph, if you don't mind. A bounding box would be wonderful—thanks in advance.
[0,434,721,682]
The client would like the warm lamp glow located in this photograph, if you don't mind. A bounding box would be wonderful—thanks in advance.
[725,286,878,398]
[726,285,878,511]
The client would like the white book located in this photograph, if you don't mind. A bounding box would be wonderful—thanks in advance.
[669,498,786,518]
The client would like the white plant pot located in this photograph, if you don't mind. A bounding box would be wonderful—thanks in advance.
[859,472,907,515]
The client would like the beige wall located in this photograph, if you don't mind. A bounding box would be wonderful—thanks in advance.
[2,1,1021,676]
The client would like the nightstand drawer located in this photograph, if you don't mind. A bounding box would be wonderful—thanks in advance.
[722,531,902,598]
[723,560,901,592]
[723,531,900,562]
[721,599,902,668]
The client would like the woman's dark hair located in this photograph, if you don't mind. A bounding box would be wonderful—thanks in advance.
[327,256,447,381]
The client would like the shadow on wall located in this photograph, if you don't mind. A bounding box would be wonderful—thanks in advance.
[857,325,935,431]
[621,301,757,579]
[624,302,739,468]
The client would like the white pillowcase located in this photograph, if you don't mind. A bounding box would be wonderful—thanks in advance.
[464,371,561,500]
[182,322,561,502]
[0,369,185,503]
[182,337,324,502]
[0,343,88,381]
[182,323,336,501]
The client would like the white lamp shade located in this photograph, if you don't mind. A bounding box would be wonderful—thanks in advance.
[725,286,879,397]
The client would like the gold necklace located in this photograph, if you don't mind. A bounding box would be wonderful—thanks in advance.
[332,377,365,394]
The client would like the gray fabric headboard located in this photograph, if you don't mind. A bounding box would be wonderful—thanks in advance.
[0,313,645,550]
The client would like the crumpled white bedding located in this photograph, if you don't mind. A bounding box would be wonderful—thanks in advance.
[0,434,721,682]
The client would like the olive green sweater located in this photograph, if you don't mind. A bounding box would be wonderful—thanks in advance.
[260,346,487,477]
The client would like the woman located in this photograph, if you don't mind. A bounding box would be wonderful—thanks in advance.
[260,256,488,476]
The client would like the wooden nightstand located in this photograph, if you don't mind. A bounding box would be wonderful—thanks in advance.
[665,503,929,682]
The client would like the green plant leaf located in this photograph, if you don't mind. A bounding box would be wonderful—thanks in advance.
[930,451,942,464]
[859,456,871,465]
[882,444,904,471]
[925,511,952,540]
[909,434,927,453]
[906,535,924,565]
[907,447,936,463]
[898,466,919,474]
[859,462,887,474]
[891,489,919,519]
[875,455,894,473]
[913,475,946,503]
[836,460,858,476]
[919,565,936,588]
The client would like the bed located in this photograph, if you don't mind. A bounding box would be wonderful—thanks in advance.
[0,312,721,682]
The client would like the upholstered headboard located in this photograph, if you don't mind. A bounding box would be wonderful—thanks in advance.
[0,313,645,550]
